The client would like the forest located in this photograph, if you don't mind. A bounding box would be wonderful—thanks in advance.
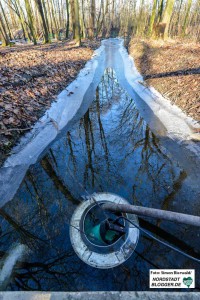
[0,0,200,164]
[0,0,200,294]
[0,0,200,46]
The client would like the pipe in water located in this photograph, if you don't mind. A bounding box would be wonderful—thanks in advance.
[102,203,200,227]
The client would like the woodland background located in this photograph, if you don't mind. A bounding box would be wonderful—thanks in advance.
[0,0,200,46]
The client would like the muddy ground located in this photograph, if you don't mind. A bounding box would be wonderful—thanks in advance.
[129,38,200,122]
[0,39,100,166]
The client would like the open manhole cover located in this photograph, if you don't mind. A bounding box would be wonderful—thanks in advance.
[70,193,139,269]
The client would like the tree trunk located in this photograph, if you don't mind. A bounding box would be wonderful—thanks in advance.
[0,26,9,46]
[0,8,10,46]
[24,0,37,44]
[148,0,157,36]
[96,0,103,38]
[102,0,109,37]
[0,1,13,40]
[182,0,192,36]
[46,0,54,39]
[57,0,62,29]
[41,0,50,35]
[88,0,95,38]
[14,0,29,40]
[157,0,164,22]
[50,0,59,39]
[80,0,86,38]
[35,0,49,43]
[66,0,70,38]
[175,0,183,36]
[8,0,17,31]
[70,0,81,46]
[74,0,81,45]
[111,0,115,27]
[136,0,145,36]
[161,0,175,39]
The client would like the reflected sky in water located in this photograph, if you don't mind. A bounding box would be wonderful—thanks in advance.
[0,68,199,291]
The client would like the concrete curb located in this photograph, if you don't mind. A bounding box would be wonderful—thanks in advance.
[0,292,199,300]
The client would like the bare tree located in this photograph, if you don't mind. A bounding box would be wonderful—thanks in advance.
[34,0,50,43]
[182,0,192,36]
[148,0,157,36]
[66,0,70,38]
[161,0,175,39]
[0,0,199,46]
[0,3,10,45]
[70,0,81,45]
[24,0,37,44]
[88,0,96,38]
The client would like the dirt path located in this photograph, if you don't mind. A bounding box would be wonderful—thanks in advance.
[129,38,200,122]
[0,40,100,165]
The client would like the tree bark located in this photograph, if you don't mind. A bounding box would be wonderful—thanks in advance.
[50,0,59,39]
[161,0,175,39]
[41,0,50,34]
[35,0,50,43]
[0,6,10,46]
[66,0,70,38]
[88,0,96,38]
[158,0,164,22]
[8,0,17,30]
[70,0,81,46]
[148,0,157,36]
[182,0,192,36]
[0,1,13,40]
[24,0,37,44]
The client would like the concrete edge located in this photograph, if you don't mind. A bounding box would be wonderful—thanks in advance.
[0,291,199,300]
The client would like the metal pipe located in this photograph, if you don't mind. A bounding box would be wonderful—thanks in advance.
[102,203,200,227]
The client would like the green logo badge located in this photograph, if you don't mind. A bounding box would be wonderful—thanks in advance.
[183,277,193,288]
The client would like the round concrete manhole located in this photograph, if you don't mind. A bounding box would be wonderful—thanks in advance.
[70,192,139,269]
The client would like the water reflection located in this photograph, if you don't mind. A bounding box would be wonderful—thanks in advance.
[0,68,199,291]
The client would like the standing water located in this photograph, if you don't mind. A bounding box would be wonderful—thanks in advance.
[0,68,199,291]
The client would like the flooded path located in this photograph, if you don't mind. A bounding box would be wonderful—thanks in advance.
[0,67,199,291]
[0,39,200,291]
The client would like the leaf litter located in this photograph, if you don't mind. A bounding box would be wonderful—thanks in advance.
[0,39,100,165]
[129,38,200,122]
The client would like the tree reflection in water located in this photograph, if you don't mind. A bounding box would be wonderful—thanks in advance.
[0,68,199,291]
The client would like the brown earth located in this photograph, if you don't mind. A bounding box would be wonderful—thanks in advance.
[129,38,200,123]
[0,39,100,165]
